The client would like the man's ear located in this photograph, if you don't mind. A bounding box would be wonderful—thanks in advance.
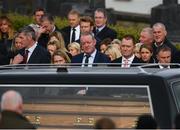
[93,39,96,46]
[17,103,23,114]
[164,30,167,36]
[91,26,94,32]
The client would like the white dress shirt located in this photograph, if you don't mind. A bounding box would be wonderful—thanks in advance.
[96,25,106,33]
[159,64,170,69]
[26,42,37,62]
[70,25,80,43]
[82,49,97,67]
[121,55,135,68]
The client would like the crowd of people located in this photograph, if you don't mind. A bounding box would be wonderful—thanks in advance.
[0,8,179,68]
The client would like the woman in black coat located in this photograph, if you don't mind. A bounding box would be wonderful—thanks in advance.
[139,44,156,64]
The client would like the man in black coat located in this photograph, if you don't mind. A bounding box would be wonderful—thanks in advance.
[141,45,179,68]
[156,45,179,69]
[61,9,81,47]
[0,90,35,129]
[0,42,9,65]
[152,22,178,63]
[93,8,117,50]
[111,35,141,67]
[71,32,110,67]
[12,26,51,64]
[37,14,61,49]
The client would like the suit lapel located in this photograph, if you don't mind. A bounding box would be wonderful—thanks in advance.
[28,46,38,63]
[93,51,99,63]
[96,26,107,37]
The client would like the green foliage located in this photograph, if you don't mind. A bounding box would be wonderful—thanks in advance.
[110,21,149,42]
[7,13,33,31]
[175,44,180,50]
[54,17,68,29]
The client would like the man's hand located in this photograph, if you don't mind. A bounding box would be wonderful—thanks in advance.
[12,54,24,64]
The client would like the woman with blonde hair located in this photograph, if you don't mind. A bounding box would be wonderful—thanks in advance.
[68,42,81,56]
[10,33,25,64]
[0,16,14,46]
[49,31,67,49]
[134,42,143,59]
[47,40,59,56]
[111,39,121,51]
[105,45,121,61]
[52,49,71,65]
[0,16,15,64]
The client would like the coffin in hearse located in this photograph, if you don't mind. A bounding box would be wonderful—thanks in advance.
[0,65,179,129]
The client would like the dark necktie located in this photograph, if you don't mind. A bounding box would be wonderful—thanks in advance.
[84,54,91,66]
[71,28,76,43]
[95,29,99,35]
[22,50,29,64]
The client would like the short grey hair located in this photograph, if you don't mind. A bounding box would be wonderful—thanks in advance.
[141,27,153,38]
[1,90,23,111]
[152,22,167,32]
[19,26,36,41]
[80,32,95,41]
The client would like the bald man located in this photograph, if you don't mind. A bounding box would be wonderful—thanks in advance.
[0,90,35,129]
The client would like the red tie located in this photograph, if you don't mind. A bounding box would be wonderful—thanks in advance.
[22,50,29,64]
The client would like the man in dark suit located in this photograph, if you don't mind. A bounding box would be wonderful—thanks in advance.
[156,45,179,69]
[152,22,178,63]
[142,45,179,68]
[12,26,51,64]
[0,90,35,129]
[111,35,141,67]
[37,14,61,48]
[71,32,110,67]
[93,8,117,50]
[61,9,81,47]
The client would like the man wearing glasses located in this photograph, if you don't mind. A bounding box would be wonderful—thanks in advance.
[93,8,117,50]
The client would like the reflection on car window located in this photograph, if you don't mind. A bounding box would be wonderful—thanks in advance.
[0,85,153,128]
[171,81,180,111]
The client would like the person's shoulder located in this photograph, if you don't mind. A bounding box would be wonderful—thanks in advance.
[104,26,116,33]
[61,26,71,32]
[97,51,110,60]
[97,51,106,56]
[111,57,122,63]
[35,44,49,53]
[72,53,83,60]
[134,56,142,63]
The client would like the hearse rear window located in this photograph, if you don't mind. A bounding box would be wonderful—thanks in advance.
[0,85,153,128]
[171,81,180,112]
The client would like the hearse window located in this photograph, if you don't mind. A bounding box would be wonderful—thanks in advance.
[0,85,153,128]
[171,81,180,112]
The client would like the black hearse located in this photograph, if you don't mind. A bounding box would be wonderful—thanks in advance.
[0,65,179,129]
